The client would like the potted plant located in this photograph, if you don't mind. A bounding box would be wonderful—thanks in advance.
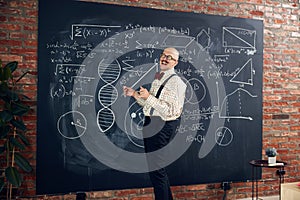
[265,147,277,164]
[0,60,33,199]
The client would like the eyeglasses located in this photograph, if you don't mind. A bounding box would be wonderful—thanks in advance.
[160,53,177,61]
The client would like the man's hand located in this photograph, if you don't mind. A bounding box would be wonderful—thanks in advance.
[123,86,150,100]
[123,86,135,97]
[138,86,150,100]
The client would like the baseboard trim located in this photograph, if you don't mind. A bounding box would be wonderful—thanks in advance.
[240,195,279,200]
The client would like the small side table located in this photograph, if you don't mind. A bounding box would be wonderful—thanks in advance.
[249,160,287,200]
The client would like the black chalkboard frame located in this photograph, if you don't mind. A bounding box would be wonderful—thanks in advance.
[37,0,263,195]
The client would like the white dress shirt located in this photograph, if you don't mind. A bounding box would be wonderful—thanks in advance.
[137,68,187,121]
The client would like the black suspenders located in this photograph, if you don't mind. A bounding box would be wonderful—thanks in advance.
[154,74,177,98]
[150,74,177,115]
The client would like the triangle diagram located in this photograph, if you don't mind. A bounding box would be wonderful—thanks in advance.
[223,27,255,49]
[230,58,253,85]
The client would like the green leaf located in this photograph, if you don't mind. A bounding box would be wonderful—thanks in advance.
[5,166,21,187]
[0,89,19,102]
[0,177,5,193]
[14,153,32,173]
[0,110,13,122]
[11,102,30,116]
[0,82,9,96]
[17,131,30,146]
[10,119,26,131]
[5,90,19,102]
[9,137,25,150]
[12,103,30,115]
[5,61,18,74]
[0,125,10,139]
[1,65,12,81]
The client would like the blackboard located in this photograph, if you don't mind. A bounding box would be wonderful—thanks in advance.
[37,0,263,195]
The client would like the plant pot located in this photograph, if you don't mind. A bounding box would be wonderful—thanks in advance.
[268,156,276,164]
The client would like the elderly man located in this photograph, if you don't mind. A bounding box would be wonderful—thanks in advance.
[123,47,186,200]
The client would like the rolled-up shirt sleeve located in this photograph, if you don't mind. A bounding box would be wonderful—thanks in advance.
[136,95,146,106]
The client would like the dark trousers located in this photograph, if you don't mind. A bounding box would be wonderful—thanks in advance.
[143,116,180,200]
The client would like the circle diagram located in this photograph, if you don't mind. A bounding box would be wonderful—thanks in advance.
[215,126,233,146]
[57,111,87,139]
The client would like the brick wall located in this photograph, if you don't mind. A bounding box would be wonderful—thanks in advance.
[0,0,299,199]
